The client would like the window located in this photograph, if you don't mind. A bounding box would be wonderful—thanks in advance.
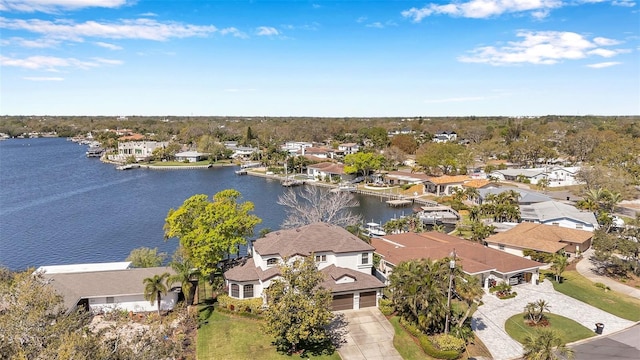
[575,224,583,229]
[106,297,114,304]
[315,254,326,262]
[499,244,505,250]
[266,258,277,266]
[231,284,239,298]
[552,222,559,226]
[243,284,254,298]
[361,253,369,265]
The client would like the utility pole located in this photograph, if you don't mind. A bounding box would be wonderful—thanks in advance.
[445,249,456,334]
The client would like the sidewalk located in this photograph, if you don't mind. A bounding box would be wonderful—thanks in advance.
[575,249,640,299]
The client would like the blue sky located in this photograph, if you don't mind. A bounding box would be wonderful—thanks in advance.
[1,0,638,117]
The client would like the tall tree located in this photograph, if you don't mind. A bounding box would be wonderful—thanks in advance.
[264,256,335,356]
[550,254,568,282]
[277,186,362,228]
[164,189,262,276]
[143,272,170,315]
[415,142,471,175]
[344,152,384,180]
[126,247,167,268]
[522,329,574,360]
[168,249,199,305]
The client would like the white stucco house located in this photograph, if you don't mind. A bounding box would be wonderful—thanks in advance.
[116,140,169,162]
[38,262,178,314]
[433,131,457,143]
[174,151,208,163]
[489,166,583,187]
[338,143,360,155]
[306,162,354,183]
[224,223,385,311]
[520,200,598,231]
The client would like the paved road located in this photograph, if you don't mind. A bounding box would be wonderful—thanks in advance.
[472,280,634,360]
[572,324,640,360]
[335,308,403,360]
[575,248,640,299]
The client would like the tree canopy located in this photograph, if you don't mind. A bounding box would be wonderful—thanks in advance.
[277,186,362,229]
[164,189,261,276]
[415,142,471,175]
[343,152,384,179]
[264,256,336,356]
[126,247,167,268]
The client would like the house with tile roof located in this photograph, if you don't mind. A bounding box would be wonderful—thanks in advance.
[306,162,354,183]
[484,222,593,257]
[424,175,472,196]
[224,223,385,311]
[371,232,544,289]
[39,263,178,314]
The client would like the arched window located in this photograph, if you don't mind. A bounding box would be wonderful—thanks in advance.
[230,284,239,298]
[243,284,254,298]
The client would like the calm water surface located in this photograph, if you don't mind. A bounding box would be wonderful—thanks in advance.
[0,138,410,270]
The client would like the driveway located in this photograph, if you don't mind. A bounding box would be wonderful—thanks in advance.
[335,308,403,360]
[472,280,634,360]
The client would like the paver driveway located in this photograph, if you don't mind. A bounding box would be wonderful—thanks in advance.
[472,280,634,360]
[335,308,403,360]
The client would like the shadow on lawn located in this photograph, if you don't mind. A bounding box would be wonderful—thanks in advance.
[197,298,216,328]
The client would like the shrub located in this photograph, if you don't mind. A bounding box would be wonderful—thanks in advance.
[594,282,611,291]
[379,298,394,316]
[431,334,466,353]
[418,334,460,360]
[216,294,263,314]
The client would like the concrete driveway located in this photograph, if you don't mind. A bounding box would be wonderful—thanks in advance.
[335,307,403,360]
[472,280,634,360]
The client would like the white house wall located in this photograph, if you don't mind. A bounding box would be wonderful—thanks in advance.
[539,218,595,231]
[486,243,525,257]
[87,292,178,313]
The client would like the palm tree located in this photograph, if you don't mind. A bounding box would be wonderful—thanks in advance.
[465,187,480,203]
[551,253,568,283]
[523,329,574,360]
[168,258,199,305]
[144,272,170,315]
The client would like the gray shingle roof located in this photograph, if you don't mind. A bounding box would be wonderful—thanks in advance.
[520,200,597,225]
[43,267,176,312]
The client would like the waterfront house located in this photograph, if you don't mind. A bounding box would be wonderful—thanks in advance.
[116,140,168,162]
[371,232,544,289]
[38,262,178,314]
[174,151,208,163]
[424,175,471,196]
[306,162,354,183]
[485,222,593,257]
[477,187,553,205]
[224,223,385,311]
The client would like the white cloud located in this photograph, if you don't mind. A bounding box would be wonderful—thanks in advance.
[23,76,64,81]
[458,30,625,66]
[593,36,622,46]
[356,16,367,23]
[95,41,122,50]
[0,54,121,71]
[366,22,384,28]
[402,0,563,21]
[139,12,157,17]
[612,0,636,7]
[0,0,128,13]
[256,26,279,36]
[0,17,220,41]
[586,61,621,68]
[4,36,59,48]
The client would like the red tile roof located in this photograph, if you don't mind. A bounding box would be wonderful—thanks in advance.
[371,232,543,275]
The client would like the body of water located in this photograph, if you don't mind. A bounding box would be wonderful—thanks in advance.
[0,138,413,270]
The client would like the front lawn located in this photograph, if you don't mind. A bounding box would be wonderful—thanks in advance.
[546,270,640,321]
[197,307,340,360]
[505,313,595,344]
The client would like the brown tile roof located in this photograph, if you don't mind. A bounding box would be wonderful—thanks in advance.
[308,162,345,175]
[463,179,491,188]
[371,232,543,275]
[427,175,471,185]
[117,133,145,141]
[224,259,281,282]
[253,223,374,258]
[43,267,176,312]
[386,170,431,181]
[485,223,593,253]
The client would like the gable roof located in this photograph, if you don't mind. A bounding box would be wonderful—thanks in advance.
[371,232,543,275]
[386,170,431,182]
[520,201,597,225]
[253,223,374,258]
[42,266,175,312]
[463,179,492,189]
[479,187,552,204]
[485,222,593,253]
[320,265,385,292]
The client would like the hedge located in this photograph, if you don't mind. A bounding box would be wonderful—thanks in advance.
[216,294,264,314]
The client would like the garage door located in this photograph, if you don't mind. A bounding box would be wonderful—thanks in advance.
[331,294,354,311]
[359,291,377,308]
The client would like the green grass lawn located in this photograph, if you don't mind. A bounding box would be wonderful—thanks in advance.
[505,313,595,344]
[389,316,429,360]
[197,307,340,360]
[546,270,640,321]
